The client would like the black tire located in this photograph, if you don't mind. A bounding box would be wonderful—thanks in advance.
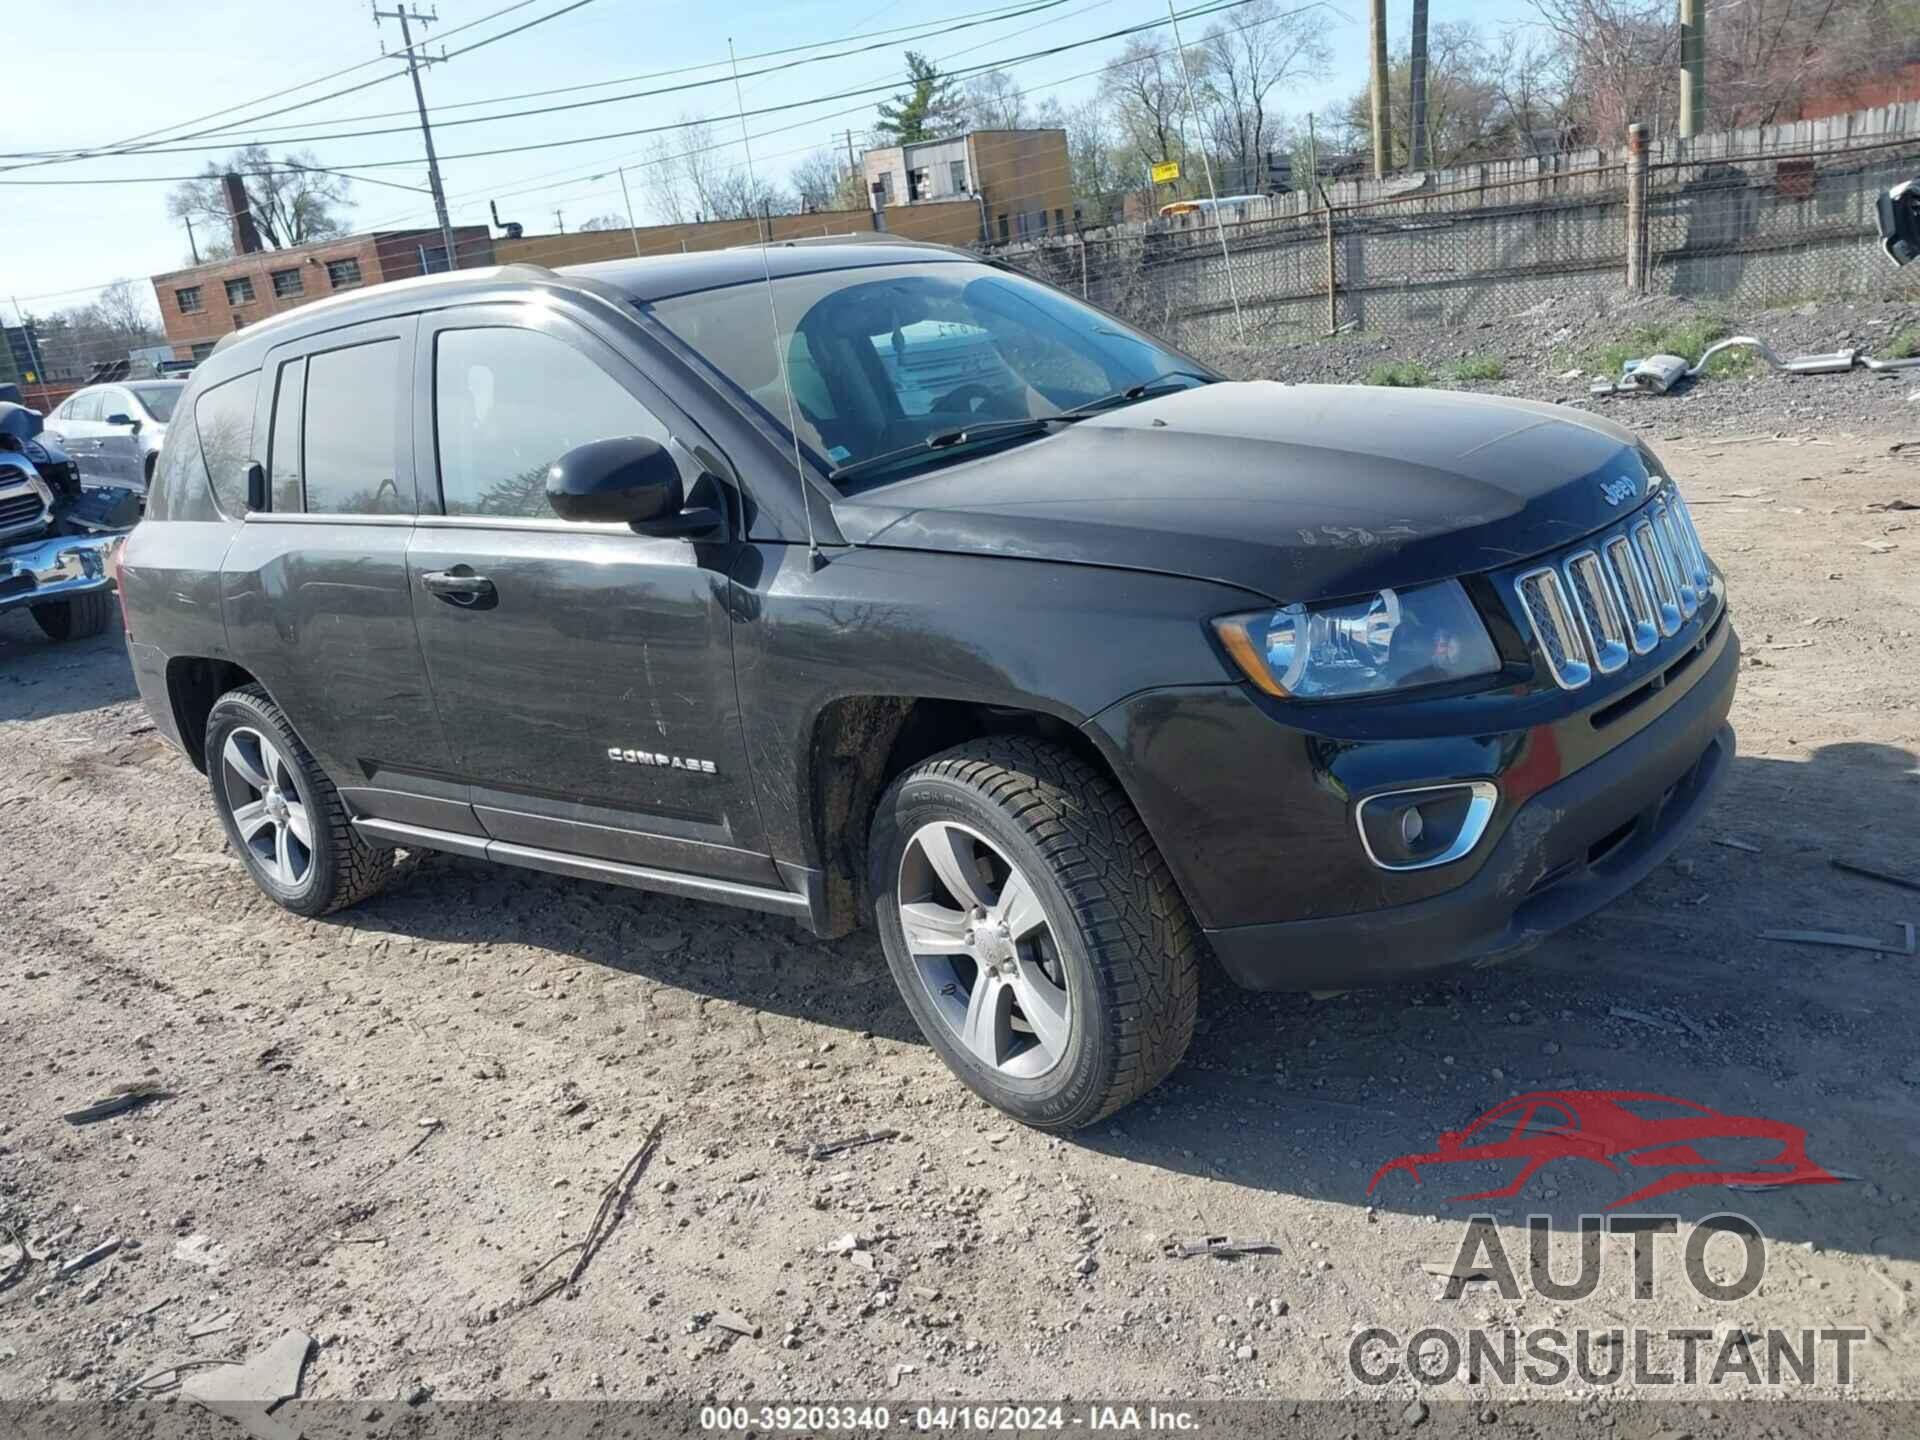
[204,685,392,917]
[30,591,115,642]
[869,737,1200,1131]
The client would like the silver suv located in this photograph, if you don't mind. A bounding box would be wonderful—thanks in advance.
[43,380,184,494]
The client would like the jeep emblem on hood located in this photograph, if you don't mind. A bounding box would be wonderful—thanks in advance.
[1599,476,1638,507]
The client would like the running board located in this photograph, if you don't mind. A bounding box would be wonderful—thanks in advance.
[351,817,818,925]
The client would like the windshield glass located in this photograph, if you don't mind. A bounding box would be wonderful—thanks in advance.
[649,262,1204,486]
[130,383,184,423]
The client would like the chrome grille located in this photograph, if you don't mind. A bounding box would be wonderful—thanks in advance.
[1564,550,1630,674]
[0,488,49,533]
[1515,492,1716,692]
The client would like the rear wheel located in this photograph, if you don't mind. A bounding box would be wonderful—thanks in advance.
[30,591,114,642]
[869,737,1199,1130]
[204,686,392,916]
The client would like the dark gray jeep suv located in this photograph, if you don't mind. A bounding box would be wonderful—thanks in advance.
[120,242,1737,1129]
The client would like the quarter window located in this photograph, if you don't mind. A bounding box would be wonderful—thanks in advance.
[194,372,260,517]
[176,285,204,315]
[303,340,407,515]
[433,326,673,520]
[325,257,363,288]
[270,268,304,298]
[225,276,255,306]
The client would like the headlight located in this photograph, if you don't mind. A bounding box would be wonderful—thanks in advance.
[1213,579,1501,700]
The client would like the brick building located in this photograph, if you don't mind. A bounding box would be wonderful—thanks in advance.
[150,225,493,362]
[862,128,1075,244]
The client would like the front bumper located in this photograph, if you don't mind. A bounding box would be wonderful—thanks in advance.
[0,530,121,615]
[1202,627,1737,989]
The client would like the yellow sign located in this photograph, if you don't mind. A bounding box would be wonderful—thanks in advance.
[1150,160,1181,185]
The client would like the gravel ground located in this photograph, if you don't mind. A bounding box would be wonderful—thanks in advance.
[1,426,1918,1425]
[1216,293,1920,438]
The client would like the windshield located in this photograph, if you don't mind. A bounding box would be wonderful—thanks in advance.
[649,262,1206,486]
[130,383,184,423]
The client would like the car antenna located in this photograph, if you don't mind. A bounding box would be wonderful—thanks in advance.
[729,37,823,572]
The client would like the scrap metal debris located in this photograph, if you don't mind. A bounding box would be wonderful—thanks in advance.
[521,1115,667,1311]
[64,1081,170,1125]
[793,1128,899,1161]
[1759,927,1918,957]
[711,1310,761,1338]
[181,1330,313,1413]
[1591,336,1920,398]
[1165,1235,1284,1261]
[1831,858,1920,894]
[57,1237,123,1278]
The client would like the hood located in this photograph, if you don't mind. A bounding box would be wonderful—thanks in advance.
[832,382,1660,603]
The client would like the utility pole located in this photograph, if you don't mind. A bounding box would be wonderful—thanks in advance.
[1368,0,1392,179]
[373,4,458,270]
[845,129,859,193]
[553,208,566,233]
[616,167,640,256]
[1306,112,1319,210]
[1409,0,1430,172]
[183,214,202,265]
[1679,0,1707,139]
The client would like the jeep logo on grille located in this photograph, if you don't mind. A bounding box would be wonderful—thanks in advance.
[1599,476,1638,507]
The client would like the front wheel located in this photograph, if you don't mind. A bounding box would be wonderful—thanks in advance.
[30,591,114,642]
[869,737,1200,1130]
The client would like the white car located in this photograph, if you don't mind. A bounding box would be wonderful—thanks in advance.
[43,380,184,495]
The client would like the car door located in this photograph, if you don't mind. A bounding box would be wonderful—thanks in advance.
[53,389,101,472]
[219,316,475,836]
[95,387,143,485]
[406,304,771,883]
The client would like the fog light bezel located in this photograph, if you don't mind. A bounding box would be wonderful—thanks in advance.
[1354,781,1499,872]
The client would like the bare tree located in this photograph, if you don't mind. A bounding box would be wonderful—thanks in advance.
[576,213,631,232]
[1196,0,1331,194]
[1525,0,1676,140]
[164,145,354,250]
[1101,36,1192,195]
[960,68,1064,132]
[641,116,728,224]
[791,147,865,212]
[1064,98,1127,225]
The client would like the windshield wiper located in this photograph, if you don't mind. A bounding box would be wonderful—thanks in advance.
[1060,369,1217,419]
[827,416,1073,484]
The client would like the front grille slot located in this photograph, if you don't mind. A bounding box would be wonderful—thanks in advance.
[1655,505,1699,617]
[0,489,48,532]
[1564,551,1630,675]
[1604,536,1660,654]
[1632,520,1683,636]
[1516,567,1591,690]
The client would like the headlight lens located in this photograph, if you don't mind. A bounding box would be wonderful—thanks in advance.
[1213,579,1501,700]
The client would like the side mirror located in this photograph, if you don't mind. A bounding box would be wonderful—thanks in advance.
[547,436,681,525]
[106,412,141,433]
[546,436,726,539]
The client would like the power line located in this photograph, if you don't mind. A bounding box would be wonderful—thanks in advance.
[0,0,1271,183]
[0,0,602,174]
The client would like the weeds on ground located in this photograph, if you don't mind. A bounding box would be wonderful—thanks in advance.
[1365,360,1434,387]
[1446,355,1506,383]
[1582,314,1755,381]
[1878,327,1920,360]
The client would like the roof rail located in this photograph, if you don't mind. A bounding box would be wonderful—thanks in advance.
[730,233,976,258]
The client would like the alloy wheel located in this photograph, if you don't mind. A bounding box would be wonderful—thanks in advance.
[221,726,314,890]
[896,820,1071,1079]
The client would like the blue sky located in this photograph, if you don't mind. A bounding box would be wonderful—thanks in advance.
[3,0,1540,323]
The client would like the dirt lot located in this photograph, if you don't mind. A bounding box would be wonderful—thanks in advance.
[2,427,1918,1420]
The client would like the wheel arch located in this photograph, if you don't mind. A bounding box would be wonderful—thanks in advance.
[164,655,264,772]
[807,693,1155,939]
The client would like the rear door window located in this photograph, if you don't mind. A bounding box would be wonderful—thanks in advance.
[194,372,261,518]
[303,339,409,515]
[267,358,306,513]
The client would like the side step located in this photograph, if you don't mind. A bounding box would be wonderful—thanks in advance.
[352,817,817,924]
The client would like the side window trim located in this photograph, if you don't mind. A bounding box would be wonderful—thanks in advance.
[412,303,723,533]
[250,316,420,520]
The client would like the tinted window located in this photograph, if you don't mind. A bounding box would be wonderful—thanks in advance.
[194,372,260,518]
[267,359,305,513]
[149,399,207,521]
[303,340,407,515]
[434,326,672,519]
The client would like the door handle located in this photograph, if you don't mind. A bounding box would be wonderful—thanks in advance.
[422,569,496,605]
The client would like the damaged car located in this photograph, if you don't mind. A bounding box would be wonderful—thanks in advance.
[0,400,136,642]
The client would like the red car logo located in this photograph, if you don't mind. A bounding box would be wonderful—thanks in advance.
[1367,1090,1840,1209]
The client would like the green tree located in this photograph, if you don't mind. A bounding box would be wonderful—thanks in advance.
[875,51,962,144]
